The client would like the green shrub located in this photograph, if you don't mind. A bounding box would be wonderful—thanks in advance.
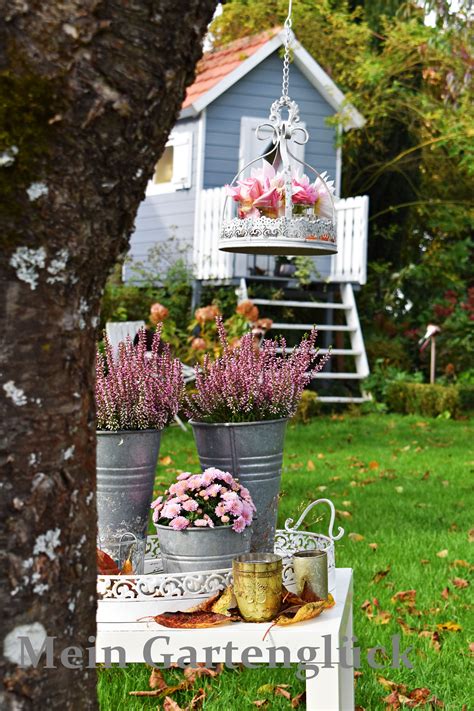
[386,382,460,418]
[365,360,423,403]
[292,390,321,424]
[457,382,474,412]
[365,337,411,371]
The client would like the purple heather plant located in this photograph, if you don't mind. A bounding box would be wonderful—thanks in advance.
[151,467,256,532]
[186,318,331,423]
[95,327,183,431]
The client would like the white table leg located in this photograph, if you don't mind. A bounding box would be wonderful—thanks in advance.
[340,605,354,710]
[305,665,341,711]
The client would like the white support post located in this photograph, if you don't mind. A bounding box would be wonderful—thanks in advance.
[341,283,369,379]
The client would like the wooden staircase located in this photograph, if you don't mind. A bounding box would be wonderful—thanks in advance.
[241,279,370,404]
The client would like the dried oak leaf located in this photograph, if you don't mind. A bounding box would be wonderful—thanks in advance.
[153,610,234,628]
[96,549,120,576]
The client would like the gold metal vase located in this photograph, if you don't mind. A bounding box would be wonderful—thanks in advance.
[232,553,282,622]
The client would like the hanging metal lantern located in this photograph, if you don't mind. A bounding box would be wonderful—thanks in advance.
[218,4,337,257]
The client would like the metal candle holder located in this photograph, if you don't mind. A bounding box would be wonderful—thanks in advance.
[232,553,283,622]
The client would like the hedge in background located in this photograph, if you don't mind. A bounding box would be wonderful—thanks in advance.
[386,382,460,418]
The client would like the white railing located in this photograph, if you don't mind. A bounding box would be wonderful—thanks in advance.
[194,189,369,285]
[194,188,233,281]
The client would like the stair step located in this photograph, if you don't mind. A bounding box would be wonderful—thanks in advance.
[271,323,356,332]
[252,298,345,310]
[311,372,366,379]
[276,348,361,356]
[318,396,371,404]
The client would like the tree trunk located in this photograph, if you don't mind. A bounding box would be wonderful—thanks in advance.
[0,2,215,707]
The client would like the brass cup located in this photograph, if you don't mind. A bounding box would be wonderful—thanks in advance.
[293,549,328,600]
[232,553,283,622]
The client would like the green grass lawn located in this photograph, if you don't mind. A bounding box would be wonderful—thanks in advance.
[98,413,473,710]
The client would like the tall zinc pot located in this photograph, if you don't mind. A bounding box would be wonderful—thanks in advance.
[190,419,287,552]
[96,429,161,541]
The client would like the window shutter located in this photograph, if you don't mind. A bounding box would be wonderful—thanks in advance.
[171,132,193,189]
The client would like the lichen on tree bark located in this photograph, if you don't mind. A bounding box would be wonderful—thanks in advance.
[0,1,216,708]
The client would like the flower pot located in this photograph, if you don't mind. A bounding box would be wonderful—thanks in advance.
[96,429,161,540]
[190,419,288,553]
[155,523,251,573]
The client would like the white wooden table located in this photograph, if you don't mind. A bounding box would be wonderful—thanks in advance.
[97,568,354,710]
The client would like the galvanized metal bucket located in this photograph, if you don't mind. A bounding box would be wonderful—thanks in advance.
[155,523,252,573]
[190,418,288,553]
[96,429,161,541]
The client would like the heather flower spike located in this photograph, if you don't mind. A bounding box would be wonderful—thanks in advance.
[95,326,184,431]
[186,317,330,423]
[152,468,255,531]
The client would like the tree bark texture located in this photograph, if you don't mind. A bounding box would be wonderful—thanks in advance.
[0,1,215,708]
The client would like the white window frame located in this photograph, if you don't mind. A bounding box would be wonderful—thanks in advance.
[146,131,193,196]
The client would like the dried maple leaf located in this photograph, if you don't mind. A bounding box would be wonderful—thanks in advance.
[183,663,222,683]
[275,685,292,700]
[378,676,406,692]
[336,509,352,519]
[149,668,167,691]
[391,590,416,605]
[187,688,206,709]
[451,559,472,570]
[397,618,417,635]
[153,610,234,628]
[121,558,133,575]
[373,609,391,625]
[291,691,306,708]
[452,577,469,589]
[186,587,236,618]
[96,548,120,575]
[274,594,335,626]
[348,532,365,542]
[372,566,390,584]
[436,621,461,632]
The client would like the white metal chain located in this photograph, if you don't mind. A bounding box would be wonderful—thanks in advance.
[281,0,293,99]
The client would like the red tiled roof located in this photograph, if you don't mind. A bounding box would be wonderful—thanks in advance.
[183,28,281,109]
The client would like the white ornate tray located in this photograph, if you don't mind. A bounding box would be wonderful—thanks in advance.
[97,499,343,603]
